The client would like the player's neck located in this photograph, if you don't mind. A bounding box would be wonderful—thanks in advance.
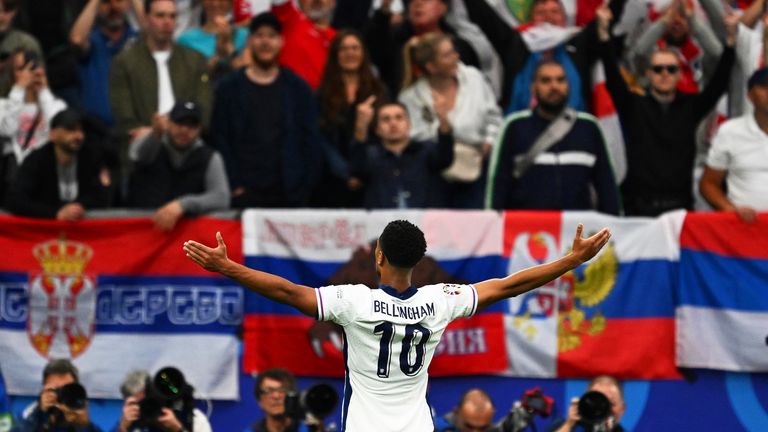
[379,270,412,292]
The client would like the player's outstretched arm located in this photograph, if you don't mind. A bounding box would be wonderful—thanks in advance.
[474,224,611,311]
[184,232,318,317]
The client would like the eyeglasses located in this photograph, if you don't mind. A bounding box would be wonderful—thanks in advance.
[650,64,680,74]
[259,386,287,395]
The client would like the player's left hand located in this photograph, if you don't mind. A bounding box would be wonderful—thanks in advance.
[184,232,230,273]
[570,224,611,265]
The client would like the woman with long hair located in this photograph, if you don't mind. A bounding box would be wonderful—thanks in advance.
[399,32,502,209]
[312,29,388,208]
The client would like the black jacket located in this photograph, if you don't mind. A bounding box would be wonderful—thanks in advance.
[599,42,734,215]
[7,142,111,218]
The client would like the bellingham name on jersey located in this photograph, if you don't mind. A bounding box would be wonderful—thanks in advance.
[372,300,436,320]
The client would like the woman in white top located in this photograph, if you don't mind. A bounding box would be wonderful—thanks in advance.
[0,49,67,166]
[399,32,502,208]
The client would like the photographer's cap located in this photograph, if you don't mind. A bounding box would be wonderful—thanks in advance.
[747,67,768,90]
[169,100,202,125]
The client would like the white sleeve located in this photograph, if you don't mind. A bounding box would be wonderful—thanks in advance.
[441,284,479,321]
[192,408,212,432]
[706,126,731,170]
[315,284,367,326]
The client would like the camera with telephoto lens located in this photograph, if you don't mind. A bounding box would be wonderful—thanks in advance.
[499,387,553,432]
[577,391,613,432]
[284,383,339,431]
[43,383,88,430]
[136,367,195,429]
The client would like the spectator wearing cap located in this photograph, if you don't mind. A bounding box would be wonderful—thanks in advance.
[127,99,229,231]
[210,12,323,208]
[267,0,336,90]
[109,0,211,186]
[0,0,43,97]
[7,108,111,220]
[69,0,141,126]
[700,67,768,223]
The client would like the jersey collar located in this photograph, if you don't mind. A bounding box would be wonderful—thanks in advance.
[379,284,418,300]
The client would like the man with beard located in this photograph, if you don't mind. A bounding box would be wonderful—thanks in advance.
[210,12,322,208]
[485,60,620,215]
[70,0,142,126]
[7,108,111,220]
[110,0,210,190]
[270,0,336,89]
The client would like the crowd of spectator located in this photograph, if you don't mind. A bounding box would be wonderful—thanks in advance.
[1,0,767,222]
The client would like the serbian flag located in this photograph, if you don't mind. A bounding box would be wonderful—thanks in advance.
[502,211,682,379]
[241,209,509,377]
[0,216,242,399]
[677,213,768,371]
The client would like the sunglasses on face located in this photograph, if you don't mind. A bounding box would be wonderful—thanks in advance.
[650,64,680,74]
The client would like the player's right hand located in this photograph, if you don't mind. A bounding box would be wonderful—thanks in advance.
[184,232,230,273]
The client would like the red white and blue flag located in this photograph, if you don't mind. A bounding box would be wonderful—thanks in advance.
[0,216,243,399]
[241,210,683,379]
[502,211,683,378]
[677,213,768,371]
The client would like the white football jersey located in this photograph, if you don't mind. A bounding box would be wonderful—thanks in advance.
[315,283,478,432]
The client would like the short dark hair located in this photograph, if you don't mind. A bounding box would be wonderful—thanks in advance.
[144,0,173,14]
[533,59,565,80]
[254,368,297,398]
[42,358,79,384]
[374,102,410,126]
[378,220,426,268]
[249,11,282,34]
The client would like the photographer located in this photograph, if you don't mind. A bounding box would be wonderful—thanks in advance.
[549,375,625,432]
[249,368,301,432]
[249,368,337,432]
[436,388,499,432]
[114,369,211,432]
[12,358,102,432]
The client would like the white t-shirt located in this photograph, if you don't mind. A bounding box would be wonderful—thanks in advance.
[315,283,478,432]
[706,114,768,210]
[152,50,175,115]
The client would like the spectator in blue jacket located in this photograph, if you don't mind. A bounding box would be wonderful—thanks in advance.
[486,59,621,215]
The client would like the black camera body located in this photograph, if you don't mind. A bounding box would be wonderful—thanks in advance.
[43,383,88,431]
[55,382,87,410]
[284,383,339,423]
[136,367,195,431]
[577,391,613,432]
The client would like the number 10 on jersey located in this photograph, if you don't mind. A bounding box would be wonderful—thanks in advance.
[374,322,433,377]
